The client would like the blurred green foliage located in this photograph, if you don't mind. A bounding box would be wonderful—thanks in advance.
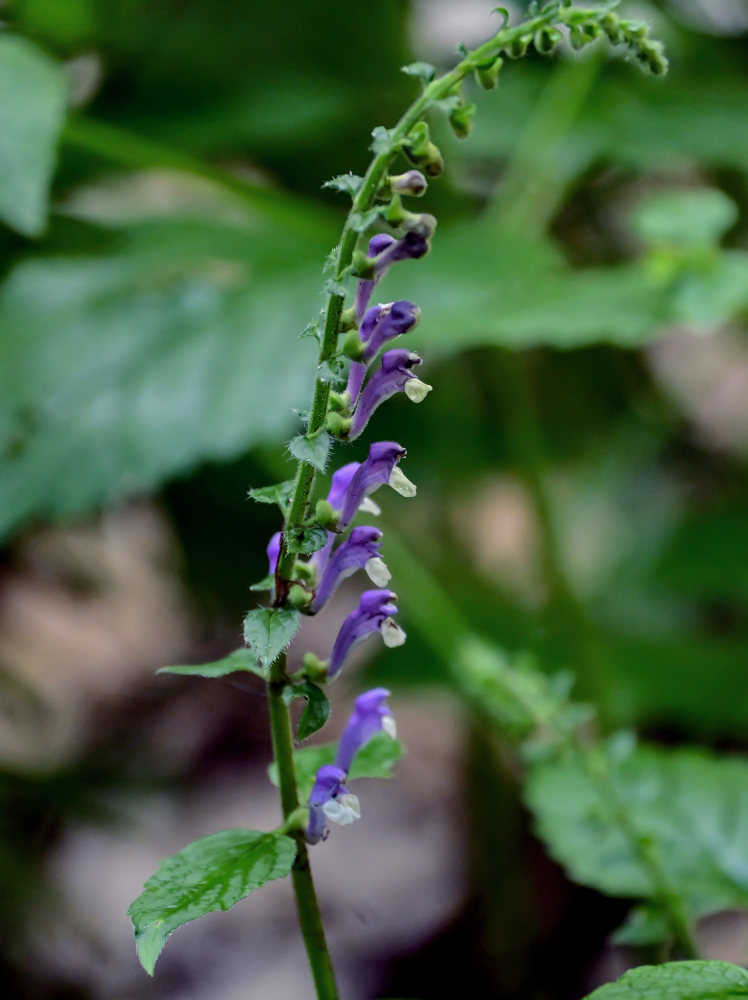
[2,0,748,996]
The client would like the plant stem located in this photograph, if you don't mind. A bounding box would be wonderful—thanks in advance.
[276,5,577,583]
[267,657,339,1000]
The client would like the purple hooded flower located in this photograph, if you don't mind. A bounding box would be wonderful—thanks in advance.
[267,531,281,576]
[336,442,415,531]
[362,301,421,363]
[328,589,406,678]
[306,764,356,845]
[310,526,389,613]
[354,233,430,321]
[349,349,431,439]
[336,688,396,773]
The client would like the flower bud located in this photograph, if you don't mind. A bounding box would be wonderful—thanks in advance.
[600,13,624,44]
[342,328,365,360]
[534,26,562,54]
[326,412,352,437]
[315,499,337,529]
[475,56,503,90]
[448,101,476,139]
[505,35,532,59]
[387,170,428,197]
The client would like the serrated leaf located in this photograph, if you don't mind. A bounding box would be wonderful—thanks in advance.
[322,173,364,198]
[286,682,331,740]
[158,648,266,679]
[582,962,748,1000]
[349,207,383,233]
[401,61,436,85]
[285,523,328,556]
[269,731,404,801]
[128,829,296,975]
[243,607,300,668]
[247,479,295,510]
[0,35,68,236]
[525,744,748,932]
[288,432,330,472]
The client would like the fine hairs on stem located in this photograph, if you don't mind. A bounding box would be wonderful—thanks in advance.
[128,5,671,997]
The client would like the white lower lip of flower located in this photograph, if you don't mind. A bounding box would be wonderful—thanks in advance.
[382,715,398,739]
[404,378,432,403]
[322,793,361,826]
[365,556,391,587]
[389,466,417,498]
[358,497,382,516]
[381,617,407,648]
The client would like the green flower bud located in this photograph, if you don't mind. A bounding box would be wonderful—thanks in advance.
[351,249,376,280]
[475,56,503,90]
[402,212,437,239]
[315,499,337,529]
[339,306,357,332]
[505,35,531,59]
[302,652,328,683]
[534,26,562,54]
[288,584,312,609]
[448,101,476,139]
[600,13,624,44]
[326,412,352,437]
[342,328,365,360]
[570,22,600,50]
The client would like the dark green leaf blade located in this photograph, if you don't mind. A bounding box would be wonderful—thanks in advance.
[583,961,748,1000]
[158,649,265,679]
[294,682,331,741]
[525,744,748,930]
[128,829,296,975]
[285,523,328,555]
[0,35,68,236]
[243,607,300,668]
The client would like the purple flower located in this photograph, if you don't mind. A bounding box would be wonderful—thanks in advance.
[310,526,390,613]
[267,531,281,575]
[326,462,360,510]
[345,361,367,407]
[354,233,430,321]
[336,441,415,531]
[328,589,406,678]
[336,688,396,773]
[349,349,431,439]
[306,764,357,845]
[362,301,421,363]
[304,689,397,844]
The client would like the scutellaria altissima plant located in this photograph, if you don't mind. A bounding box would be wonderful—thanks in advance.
[126,4,689,998]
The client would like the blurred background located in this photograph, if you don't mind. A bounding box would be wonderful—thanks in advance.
[1,0,747,997]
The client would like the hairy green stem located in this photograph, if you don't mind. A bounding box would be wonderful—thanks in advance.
[276,5,583,583]
[267,657,339,1000]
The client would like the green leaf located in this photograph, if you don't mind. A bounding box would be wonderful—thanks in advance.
[247,479,295,510]
[242,607,300,668]
[285,523,328,556]
[323,278,347,298]
[582,962,748,1000]
[632,189,739,248]
[128,829,296,975]
[286,682,331,740]
[349,207,383,233]
[401,61,436,85]
[269,731,404,800]
[322,173,364,198]
[0,35,68,236]
[249,574,275,593]
[0,215,330,542]
[525,744,748,929]
[288,431,331,472]
[158,648,265,679]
